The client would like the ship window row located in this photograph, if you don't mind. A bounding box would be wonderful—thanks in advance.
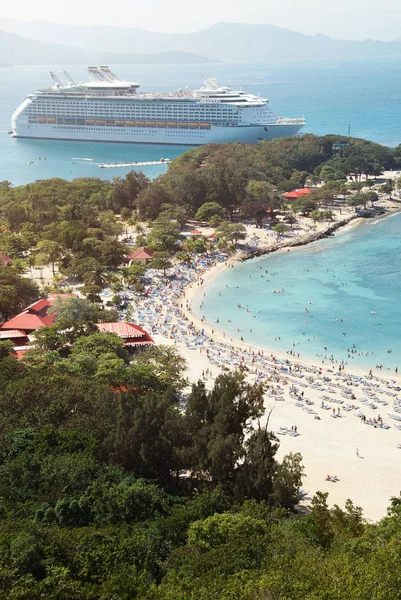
[51,126,207,137]
[29,117,214,129]
[28,116,235,126]
[31,105,235,114]
[32,103,237,113]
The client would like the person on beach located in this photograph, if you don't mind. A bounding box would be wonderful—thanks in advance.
[356,448,359,457]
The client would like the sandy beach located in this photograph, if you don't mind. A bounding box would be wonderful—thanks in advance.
[109,196,401,522]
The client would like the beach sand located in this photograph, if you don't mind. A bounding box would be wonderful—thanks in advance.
[112,195,401,523]
[176,206,401,522]
[181,268,401,522]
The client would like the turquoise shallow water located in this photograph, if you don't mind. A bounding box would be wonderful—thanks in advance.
[1,56,401,184]
[195,214,401,373]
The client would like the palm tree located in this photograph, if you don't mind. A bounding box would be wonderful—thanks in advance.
[26,253,36,278]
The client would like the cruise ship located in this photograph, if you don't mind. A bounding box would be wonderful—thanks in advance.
[11,66,305,145]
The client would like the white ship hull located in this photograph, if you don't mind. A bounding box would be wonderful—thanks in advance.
[12,122,303,145]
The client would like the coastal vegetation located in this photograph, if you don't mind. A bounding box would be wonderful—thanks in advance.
[1,310,401,598]
[0,135,398,283]
[1,135,401,598]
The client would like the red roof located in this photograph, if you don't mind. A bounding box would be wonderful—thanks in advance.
[0,329,28,339]
[126,247,154,261]
[1,299,54,332]
[97,321,154,345]
[0,253,12,266]
[283,187,312,200]
[0,294,76,333]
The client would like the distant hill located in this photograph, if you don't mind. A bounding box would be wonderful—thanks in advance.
[101,51,219,64]
[0,29,96,65]
[2,19,401,62]
[0,29,216,66]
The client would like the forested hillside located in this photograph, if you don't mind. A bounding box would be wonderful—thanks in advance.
[1,135,401,598]
[1,326,401,599]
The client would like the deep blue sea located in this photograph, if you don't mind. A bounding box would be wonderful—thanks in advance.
[1,57,401,185]
[196,214,401,372]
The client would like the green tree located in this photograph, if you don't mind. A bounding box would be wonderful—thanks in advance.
[71,332,128,362]
[272,223,290,237]
[291,197,319,215]
[310,209,324,225]
[136,181,173,220]
[112,171,149,211]
[0,267,40,320]
[134,345,188,391]
[66,257,105,286]
[49,296,118,328]
[272,452,305,509]
[0,340,15,360]
[284,213,298,229]
[215,222,247,244]
[35,240,63,276]
[150,251,173,277]
[159,204,188,228]
[31,325,70,353]
[243,180,280,227]
[80,284,103,303]
[364,190,379,206]
[121,263,146,291]
[183,373,265,491]
[380,180,395,195]
[147,220,183,253]
[195,202,228,224]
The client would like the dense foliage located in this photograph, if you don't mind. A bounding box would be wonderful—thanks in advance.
[137,134,397,220]
[0,313,401,598]
[1,136,401,598]
[0,174,148,289]
[0,311,314,599]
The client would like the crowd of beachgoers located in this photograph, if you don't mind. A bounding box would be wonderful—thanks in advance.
[100,232,401,433]
[99,204,401,520]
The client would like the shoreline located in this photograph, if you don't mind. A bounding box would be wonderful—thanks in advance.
[239,213,363,262]
[121,199,401,522]
[182,205,401,381]
[173,208,401,522]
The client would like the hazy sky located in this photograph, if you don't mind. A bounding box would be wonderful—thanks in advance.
[2,0,401,40]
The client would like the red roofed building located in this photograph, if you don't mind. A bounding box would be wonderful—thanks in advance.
[283,187,312,201]
[0,253,12,267]
[1,299,55,333]
[0,294,154,357]
[0,293,76,334]
[0,329,30,346]
[97,321,154,349]
[125,247,154,266]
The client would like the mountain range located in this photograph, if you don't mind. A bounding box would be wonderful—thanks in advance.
[0,29,217,66]
[2,20,401,65]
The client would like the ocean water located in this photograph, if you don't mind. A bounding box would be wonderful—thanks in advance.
[1,56,401,185]
[196,214,401,372]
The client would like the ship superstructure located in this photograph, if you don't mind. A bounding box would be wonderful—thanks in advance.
[11,66,305,145]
